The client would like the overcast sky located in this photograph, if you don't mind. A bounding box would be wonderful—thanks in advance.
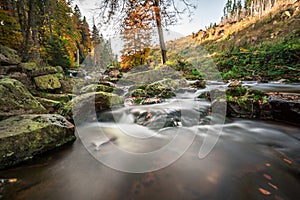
[74,0,227,37]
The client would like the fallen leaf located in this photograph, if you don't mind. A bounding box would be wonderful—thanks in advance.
[8,178,17,183]
[263,173,272,180]
[283,158,292,165]
[259,188,271,195]
[268,182,278,190]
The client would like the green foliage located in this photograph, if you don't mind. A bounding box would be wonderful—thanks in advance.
[213,33,300,81]
[43,36,71,70]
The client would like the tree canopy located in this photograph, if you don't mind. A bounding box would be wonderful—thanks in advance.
[96,0,196,64]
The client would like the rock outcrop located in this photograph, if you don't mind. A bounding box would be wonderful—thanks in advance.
[0,114,75,169]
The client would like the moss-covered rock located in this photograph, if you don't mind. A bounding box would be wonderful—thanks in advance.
[0,114,76,169]
[226,86,272,119]
[144,78,185,98]
[129,89,148,98]
[40,93,73,103]
[35,97,61,113]
[0,45,21,65]
[23,62,63,77]
[34,74,61,90]
[80,84,114,94]
[60,92,123,124]
[190,80,206,89]
[0,78,46,120]
[122,66,182,85]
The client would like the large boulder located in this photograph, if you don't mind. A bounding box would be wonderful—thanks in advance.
[34,74,62,90]
[0,114,75,169]
[0,78,46,120]
[61,92,123,124]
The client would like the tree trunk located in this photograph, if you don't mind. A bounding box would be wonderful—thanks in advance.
[30,0,40,61]
[153,0,167,64]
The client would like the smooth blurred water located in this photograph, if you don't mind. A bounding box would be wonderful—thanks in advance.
[0,83,299,200]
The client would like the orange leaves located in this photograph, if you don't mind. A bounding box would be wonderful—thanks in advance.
[263,173,272,180]
[268,182,278,190]
[283,158,293,165]
[258,187,271,195]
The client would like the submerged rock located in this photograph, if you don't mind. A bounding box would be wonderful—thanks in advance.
[0,78,46,120]
[0,114,75,169]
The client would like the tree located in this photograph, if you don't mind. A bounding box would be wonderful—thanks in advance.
[96,0,196,64]
[120,0,153,69]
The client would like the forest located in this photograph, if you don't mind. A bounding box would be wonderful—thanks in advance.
[0,0,114,70]
[0,0,299,199]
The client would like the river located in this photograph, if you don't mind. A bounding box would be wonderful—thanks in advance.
[0,82,299,200]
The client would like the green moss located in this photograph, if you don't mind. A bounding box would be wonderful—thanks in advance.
[0,78,46,118]
[23,62,38,71]
[0,114,75,169]
[34,74,62,90]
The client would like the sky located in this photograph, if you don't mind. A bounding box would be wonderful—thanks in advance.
[74,0,228,37]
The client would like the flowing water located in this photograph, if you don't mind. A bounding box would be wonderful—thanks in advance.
[1,83,300,200]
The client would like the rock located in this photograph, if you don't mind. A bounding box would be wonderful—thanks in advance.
[60,92,123,124]
[40,93,73,103]
[79,84,114,94]
[108,69,121,78]
[35,97,61,113]
[225,86,271,119]
[0,45,21,65]
[129,89,148,98]
[277,79,287,83]
[269,97,300,125]
[0,114,75,169]
[0,78,46,120]
[141,98,163,105]
[8,72,33,89]
[122,66,182,85]
[228,80,242,87]
[34,74,62,90]
[190,80,206,89]
[145,78,185,98]
[23,62,63,77]
[59,77,74,93]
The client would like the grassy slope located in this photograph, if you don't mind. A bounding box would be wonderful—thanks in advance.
[158,1,300,82]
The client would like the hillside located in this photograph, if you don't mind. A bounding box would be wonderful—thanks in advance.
[158,0,300,82]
